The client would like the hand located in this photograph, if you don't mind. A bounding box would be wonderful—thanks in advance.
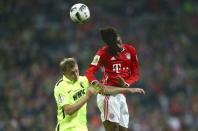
[128,88,145,95]
[117,76,128,88]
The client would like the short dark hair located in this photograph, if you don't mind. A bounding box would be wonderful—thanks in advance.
[100,27,118,44]
[59,57,77,72]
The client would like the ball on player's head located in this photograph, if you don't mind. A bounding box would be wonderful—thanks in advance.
[70,3,90,24]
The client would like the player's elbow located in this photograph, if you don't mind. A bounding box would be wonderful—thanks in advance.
[64,109,75,115]
[63,105,75,115]
[66,111,75,115]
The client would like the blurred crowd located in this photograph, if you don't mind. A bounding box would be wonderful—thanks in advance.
[0,0,198,131]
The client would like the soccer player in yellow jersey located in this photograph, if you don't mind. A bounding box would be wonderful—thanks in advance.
[54,57,145,131]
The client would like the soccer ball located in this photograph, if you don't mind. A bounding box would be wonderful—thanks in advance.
[70,3,90,24]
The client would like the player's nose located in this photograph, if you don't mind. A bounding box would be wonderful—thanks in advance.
[72,68,78,74]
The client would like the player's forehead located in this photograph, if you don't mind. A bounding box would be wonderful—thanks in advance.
[68,62,76,68]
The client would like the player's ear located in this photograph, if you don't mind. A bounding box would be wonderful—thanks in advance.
[117,36,122,44]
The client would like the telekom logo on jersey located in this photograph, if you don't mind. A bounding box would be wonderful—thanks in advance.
[113,64,121,73]
[113,63,129,73]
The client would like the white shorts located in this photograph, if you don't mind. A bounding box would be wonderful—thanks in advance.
[97,94,129,128]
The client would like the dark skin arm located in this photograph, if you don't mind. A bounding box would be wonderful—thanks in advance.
[102,85,145,95]
[92,81,145,95]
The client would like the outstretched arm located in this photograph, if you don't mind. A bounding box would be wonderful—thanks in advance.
[92,82,145,95]
[102,85,145,95]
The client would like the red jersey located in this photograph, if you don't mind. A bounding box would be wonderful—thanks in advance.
[85,44,139,86]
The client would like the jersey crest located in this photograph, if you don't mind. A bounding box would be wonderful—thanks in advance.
[91,55,100,66]
[126,53,131,60]
[58,94,64,103]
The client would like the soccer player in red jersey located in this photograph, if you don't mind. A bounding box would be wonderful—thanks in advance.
[85,27,141,131]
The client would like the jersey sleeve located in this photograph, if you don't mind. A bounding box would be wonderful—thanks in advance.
[54,86,71,107]
[85,49,104,84]
[125,45,139,85]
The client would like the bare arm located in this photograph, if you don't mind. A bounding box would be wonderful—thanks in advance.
[63,87,95,115]
[92,81,145,95]
[102,85,145,95]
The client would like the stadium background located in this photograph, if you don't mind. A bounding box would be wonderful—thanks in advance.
[0,0,197,131]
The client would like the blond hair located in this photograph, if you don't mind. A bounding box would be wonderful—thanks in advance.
[59,57,77,72]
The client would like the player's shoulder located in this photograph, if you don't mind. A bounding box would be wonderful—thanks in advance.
[79,76,89,82]
[123,43,136,51]
[54,78,67,92]
[78,76,90,88]
[97,45,108,54]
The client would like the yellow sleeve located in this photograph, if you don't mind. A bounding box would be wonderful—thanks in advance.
[54,86,71,107]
